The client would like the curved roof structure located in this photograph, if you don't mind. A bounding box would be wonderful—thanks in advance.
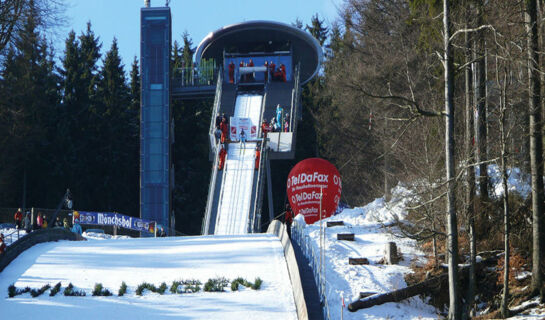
[195,20,323,84]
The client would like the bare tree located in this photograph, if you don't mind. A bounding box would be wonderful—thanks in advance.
[526,0,545,298]
[444,0,460,318]
[0,0,65,56]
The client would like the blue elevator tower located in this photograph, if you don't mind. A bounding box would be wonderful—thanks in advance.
[140,7,172,233]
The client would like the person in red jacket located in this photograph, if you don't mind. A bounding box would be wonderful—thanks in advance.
[248,59,255,81]
[14,208,22,230]
[220,118,229,143]
[261,120,270,137]
[280,64,287,82]
[255,145,261,170]
[0,234,6,255]
[218,144,227,170]
[269,61,276,81]
[284,203,293,238]
[228,61,235,83]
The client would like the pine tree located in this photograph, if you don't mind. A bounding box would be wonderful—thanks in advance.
[306,14,329,46]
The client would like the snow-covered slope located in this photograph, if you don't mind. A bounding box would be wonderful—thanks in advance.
[0,234,296,320]
[214,94,262,235]
[292,185,437,319]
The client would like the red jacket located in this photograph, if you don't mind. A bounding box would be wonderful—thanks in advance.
[0,239,6,254]
[14,211,22,222]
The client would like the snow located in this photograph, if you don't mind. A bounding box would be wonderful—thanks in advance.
[476,165,531,199]
[0,234,296,319]
[215,94,262,235]
[292,185,437,319]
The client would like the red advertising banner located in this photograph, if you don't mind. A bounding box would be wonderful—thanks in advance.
[287,158,342,224]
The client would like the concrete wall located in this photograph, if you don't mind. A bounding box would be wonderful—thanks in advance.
[0,228,85,272]
[267,220,308,320]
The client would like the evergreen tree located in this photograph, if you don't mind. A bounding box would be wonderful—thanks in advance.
[306,14,329,46]
[0,5,60,207]
[181,31,194,69]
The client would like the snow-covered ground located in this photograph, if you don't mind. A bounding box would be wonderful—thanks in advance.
[0,228,28,246]
[0,234,296,320]
[292,185,438,319]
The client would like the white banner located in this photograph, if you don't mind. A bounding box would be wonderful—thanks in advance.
[230,117,257,141]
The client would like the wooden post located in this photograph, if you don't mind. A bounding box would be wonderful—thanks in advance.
[385,242,398,265]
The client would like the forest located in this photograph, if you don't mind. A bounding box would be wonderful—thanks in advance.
[2,0,545,318]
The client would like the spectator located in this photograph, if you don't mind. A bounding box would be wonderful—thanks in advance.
[71,221,82,235]
[248,59,255,81]
[14,208,22,230]
[284,203,293,238]
[264,61,269,82]
[261,120,270,137]
[63,218,70,230]
[255,145,260,170]
[280,64,287,82]
[215,112,222,127]
[239,61,244,82]
[42,215,48,229]
[269,61,276,80]
[240,129,247,147]
[159,226,167,237]
[54,217,63,228]
[23,212,31,233]
[220,118,229,143]
[214,124,222,143]
[276,105,283,130]
[270,117,277,132]
[0,234,6,255]
[228,61,235,83]
[36,212,43,229]
[218,144,227,170]
[284,119,289,132]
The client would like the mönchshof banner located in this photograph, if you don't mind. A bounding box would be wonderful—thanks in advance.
[287,158,342,224]
[230,117,257,141]
[72,211,156,234]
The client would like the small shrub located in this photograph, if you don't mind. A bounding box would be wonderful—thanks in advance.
[183,279,201,293]
[170,281,182,294]
[136,282,157,296]
[251,277,263,290]
[231,277,251,291]
[50,282,62,296]
[204,277,229,292]
[92,283,112,296]
[118,282,127,296]
[31,284,51,298]
[8,284,17,298]
[157,282,167,295]
[64,283,86,296]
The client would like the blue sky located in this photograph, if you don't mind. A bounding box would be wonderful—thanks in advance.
[57,0,343,68]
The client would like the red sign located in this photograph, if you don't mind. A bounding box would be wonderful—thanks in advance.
[287,158,342,224]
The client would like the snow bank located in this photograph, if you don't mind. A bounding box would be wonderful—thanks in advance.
[476,165,531,199]
[292,185,436,319]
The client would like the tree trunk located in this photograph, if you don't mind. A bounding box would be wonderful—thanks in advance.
[444,1,460,319]
[526,0,545,297]
[474,1,489,202]
[500,70,510,319]
[464,5,476,318]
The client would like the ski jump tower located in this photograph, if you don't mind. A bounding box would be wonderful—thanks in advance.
[195,21,323,235]
[139,2,321,234]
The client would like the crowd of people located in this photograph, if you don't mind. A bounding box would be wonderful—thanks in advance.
[228,59,288,84]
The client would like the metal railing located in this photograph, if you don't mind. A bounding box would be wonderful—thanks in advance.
[201,137,223,235]
[249,138,268,233]
[292,220,333,320]
[172,65,219,88]
[208,69,224,151]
